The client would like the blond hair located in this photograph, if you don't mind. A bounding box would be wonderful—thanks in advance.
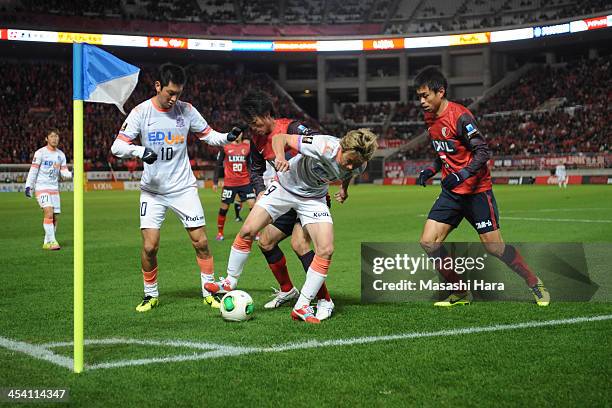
[340,128,378,161]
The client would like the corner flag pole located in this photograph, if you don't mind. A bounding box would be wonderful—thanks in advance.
[72,42,84,374]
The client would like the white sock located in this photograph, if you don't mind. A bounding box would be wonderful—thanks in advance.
[201,272,214,296]
[43,220,55,243]
[226,246,250,288]
[295,269,326,309]
[144,282,158,298]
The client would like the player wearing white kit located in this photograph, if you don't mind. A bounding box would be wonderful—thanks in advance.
[110,63,240,312]
[555,163,567,188]
[25,129,72,250]
[206,129,378,323]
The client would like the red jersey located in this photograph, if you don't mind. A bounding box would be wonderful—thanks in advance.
[220,141,251,187]
[250,118,297,160]
[425,101,492,194]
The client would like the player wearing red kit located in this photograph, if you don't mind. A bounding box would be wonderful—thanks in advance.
[414,66,550,307]
[213,134,256,241]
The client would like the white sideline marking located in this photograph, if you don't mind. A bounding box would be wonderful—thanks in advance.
[505,208,612,213]
[0,337,73,369]
[2,315,611,371]
[502,216,612,223]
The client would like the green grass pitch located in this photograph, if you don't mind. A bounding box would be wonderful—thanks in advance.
[1,185,611,407]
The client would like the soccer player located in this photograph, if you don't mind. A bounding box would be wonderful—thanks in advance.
[555,162,568,188]
[414,66,550,307]
[110,63,240,312]
[25,128,72,250]
[206,128,378,323]
[212,133,256,241]
[236,91,335,320]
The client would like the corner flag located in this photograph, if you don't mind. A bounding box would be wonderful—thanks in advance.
[72,42,139,373]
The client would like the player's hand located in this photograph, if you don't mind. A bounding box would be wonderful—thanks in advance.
[441,168,471,190]
[417,168,435,187]
[141,147,158,164]
[227,126,242,142]
[334,189,348,203]
[274,157,290,172]
[25,187,32,198]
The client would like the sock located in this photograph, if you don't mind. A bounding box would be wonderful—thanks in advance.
[43,217,55,243]
[295,255,330,309]
[261,245,293,292]
[217,208,228,235]
[234,203,242,218]
[53,217,57,232]
[197,256,215,296]
[298,250,331,301]
[226,235,253,287]
[142,266,159,298]
[429,246,463,287]
[498,245,538,287]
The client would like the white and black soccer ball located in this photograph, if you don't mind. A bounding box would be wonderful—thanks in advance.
[220,290,254,322]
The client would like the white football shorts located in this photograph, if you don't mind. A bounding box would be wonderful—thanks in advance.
[256,181,332,226]
[36,190,61,214]
[139,187,206,229]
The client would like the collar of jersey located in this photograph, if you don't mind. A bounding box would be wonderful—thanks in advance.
[151,97,172,113]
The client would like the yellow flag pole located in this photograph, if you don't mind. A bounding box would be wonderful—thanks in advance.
[72,42,84,373]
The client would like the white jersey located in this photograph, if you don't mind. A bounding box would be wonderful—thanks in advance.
[276,134,364,198]
[119,98,212,195]
[556,164,566,178]
[25,146,70,193]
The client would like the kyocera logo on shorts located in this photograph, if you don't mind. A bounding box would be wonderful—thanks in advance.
[313,212,330,218]
[147,131,185,145]
[185,215,204,222]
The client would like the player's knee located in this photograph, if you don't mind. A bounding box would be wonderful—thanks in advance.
[192,236,210,253]
[316,244,334,259]
[290,236,310,256]
[238,226,258,241]
[419,240,439,255]
[142,242,159,258]
[257,236,275,252]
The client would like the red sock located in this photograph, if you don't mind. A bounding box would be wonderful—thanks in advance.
[269,256,293,292]
[217,214,226,235]
[500,245,538,287]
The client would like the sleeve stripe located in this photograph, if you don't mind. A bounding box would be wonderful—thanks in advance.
[202,126,212,135]
[116,133,133,144]
[31,164,40,168]
[297,135,302,153]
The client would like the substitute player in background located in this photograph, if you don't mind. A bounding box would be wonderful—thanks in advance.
[555,162,568,188]
[25,128,72,250]
[415,66,550,307]
[212,133,256,241]
[111,63,240,312]
[236,91,335,320]
[206,129,378,323]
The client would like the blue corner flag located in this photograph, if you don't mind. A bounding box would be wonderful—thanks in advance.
[74,43,140,114]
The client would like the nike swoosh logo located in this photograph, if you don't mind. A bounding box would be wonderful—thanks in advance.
[148,122,157,126]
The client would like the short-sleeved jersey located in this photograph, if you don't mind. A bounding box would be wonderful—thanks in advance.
[25,146,68,192]
[425,101,492,194]
[276,134,364,198]
[251,118,298,160]
[220,141,251,187]
[555,164,566,176]
[119,98,210,195]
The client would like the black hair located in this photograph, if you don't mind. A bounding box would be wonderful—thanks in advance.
[47,128,60,137]
[240,90,275,121]
[157,63,186,87]
[414,66,448,97]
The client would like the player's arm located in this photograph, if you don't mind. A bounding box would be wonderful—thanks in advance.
[110,109,155,163]
[212,150,225,190]
[271,134,299,171]
[417,157,442,187]
[335,177,352,204]
[249,141,267,197]
[59,153,72,180]
[441,114,491,190]
[24,150,42,198]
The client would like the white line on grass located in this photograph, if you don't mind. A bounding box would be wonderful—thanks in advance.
[502,216,612,223]
[0,336,73,370]
[3,314,610,371]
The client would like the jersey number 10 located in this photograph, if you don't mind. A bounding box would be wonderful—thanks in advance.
[160,147,173,161]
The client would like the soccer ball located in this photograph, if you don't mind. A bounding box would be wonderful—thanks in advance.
[220,290,254,322]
